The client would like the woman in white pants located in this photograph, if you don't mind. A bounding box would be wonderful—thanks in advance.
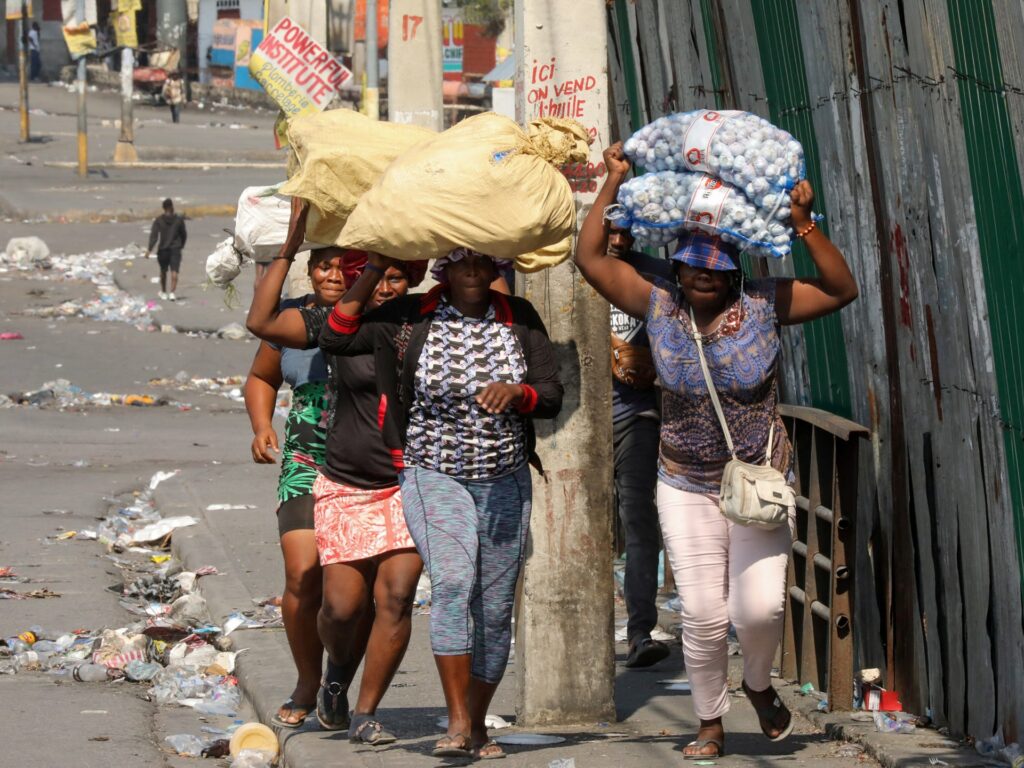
[575,143,858,759]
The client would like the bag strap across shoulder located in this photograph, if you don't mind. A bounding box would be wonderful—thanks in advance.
[689,305,774,466]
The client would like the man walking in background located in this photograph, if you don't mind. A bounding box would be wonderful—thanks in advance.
[145,198,187,301]
[161,71,185,123]
[607,214,673,669]
[28,22,42,81]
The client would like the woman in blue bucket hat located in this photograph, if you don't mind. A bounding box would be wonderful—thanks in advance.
[576,142,858,760]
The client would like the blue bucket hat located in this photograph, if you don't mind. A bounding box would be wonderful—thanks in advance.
[671,233,738,271]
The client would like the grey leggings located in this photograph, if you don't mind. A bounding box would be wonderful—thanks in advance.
[400,464,532,684]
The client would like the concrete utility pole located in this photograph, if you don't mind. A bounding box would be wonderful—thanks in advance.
[387,0,442,129]
[156,0,188,74]
[76,0,88,176]
[18,0,29,142]
[514,0,615,727]
[364,0,379,120]
[114,48,138,163]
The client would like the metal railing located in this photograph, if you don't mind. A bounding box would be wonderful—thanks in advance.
[778,404,869,711]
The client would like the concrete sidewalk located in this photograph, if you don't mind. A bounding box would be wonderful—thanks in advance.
[157,464,890,767]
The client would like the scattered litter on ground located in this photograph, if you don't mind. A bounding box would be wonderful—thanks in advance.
[206,503,257,511]
[835,743,863,758]
[548,759,576,768]
[2,242,165,329]
[217,322,249,341]
[873,711,916,734]
[2,378,171,411]
[147,372,248,404]
[0,470,255,755]
[0,587,61,599]
[0,332,24,340]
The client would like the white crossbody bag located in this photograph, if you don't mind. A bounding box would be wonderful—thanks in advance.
[689,307,794,529]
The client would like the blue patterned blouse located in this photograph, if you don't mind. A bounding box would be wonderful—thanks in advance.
[646,278,792,494]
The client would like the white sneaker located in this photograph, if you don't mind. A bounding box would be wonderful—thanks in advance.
[158,291,169,300]
[168,292,177,302]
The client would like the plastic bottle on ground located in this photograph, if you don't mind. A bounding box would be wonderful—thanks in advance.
[73,663,110,682]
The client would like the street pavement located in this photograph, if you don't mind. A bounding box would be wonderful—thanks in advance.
[0,77,980,767]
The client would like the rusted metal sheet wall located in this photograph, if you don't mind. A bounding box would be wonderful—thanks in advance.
[608,0,1024,741]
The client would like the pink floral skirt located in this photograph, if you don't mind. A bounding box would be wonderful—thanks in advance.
[312,473,415,565]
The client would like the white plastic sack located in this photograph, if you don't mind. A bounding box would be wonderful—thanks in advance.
[4,236,51,266]
[205,238,248,289]
[623,109,803,212]
[234,185,314,262]
[610,171,791,257]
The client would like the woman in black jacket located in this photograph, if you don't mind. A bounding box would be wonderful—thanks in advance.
[320,248,562,760]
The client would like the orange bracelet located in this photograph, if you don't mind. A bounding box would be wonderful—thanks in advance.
[795,220,817,239]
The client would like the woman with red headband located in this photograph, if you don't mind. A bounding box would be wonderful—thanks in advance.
[575,142,858,760]
[247,200,428,743]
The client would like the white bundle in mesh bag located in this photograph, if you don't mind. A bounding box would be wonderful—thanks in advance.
[206,237,249,289]
[610,171,792,257]
[623,109,803,213]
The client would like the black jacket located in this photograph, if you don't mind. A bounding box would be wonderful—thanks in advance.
[148,213,187,252]
[307,286,563,471]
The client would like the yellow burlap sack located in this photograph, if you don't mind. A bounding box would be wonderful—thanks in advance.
[280,108,435,245]
[339,113,591,271]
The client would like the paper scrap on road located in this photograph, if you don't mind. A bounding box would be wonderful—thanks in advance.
[128,516,199,544]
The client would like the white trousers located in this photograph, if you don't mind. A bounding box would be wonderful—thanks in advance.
[657,482,794,720]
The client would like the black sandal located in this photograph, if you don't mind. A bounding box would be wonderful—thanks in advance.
[742,680,795,742]
[316,677,350,731]
[349,713,396,745]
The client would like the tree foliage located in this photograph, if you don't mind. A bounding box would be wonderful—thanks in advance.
[446,0,512,37]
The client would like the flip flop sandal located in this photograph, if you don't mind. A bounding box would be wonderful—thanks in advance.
[682,737,725,759]
[272,698,314,729]
[472,740,507,760]
[432,733,473,758]
[349,714,397,745]
[742,680,795,742]
[316,679,350,731]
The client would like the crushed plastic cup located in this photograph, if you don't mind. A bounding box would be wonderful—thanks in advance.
[548,760,576,768]
[194,683,242,716]
[165,733,206,757]
[231,749,274,768]
[873,711,916,734]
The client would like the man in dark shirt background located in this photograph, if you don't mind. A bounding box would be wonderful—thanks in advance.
[145,198,187,301]
[607,213,674,668]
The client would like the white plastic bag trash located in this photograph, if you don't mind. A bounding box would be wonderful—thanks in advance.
[3,236,50,266]
[233,184,316,262]
[206,238,248,289]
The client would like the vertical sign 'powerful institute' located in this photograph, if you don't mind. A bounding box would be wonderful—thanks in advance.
[249,17,353,117]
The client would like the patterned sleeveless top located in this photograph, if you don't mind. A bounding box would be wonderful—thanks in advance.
[646,278,792,494]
